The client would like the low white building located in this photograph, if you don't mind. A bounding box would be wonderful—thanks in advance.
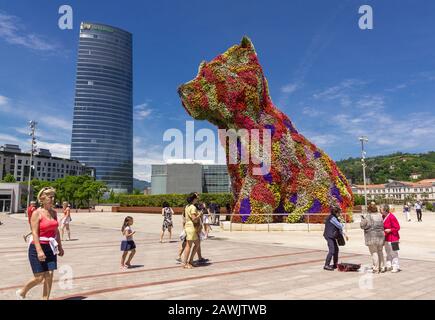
[0,144,95,182]
[352,179,435,202]
[0,183,28,213]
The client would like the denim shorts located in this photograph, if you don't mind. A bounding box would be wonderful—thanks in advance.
[28,243,57,274]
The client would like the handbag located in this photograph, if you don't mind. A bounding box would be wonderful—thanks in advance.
[179,230,186,241]
[337,233,346,246]
[391,241,400,251]
[338,263,361,272]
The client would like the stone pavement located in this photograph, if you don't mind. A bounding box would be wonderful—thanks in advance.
[0,210,434,300]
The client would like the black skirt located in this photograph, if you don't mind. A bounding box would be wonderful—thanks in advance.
[120,240,136,251]
[28,243,57,274]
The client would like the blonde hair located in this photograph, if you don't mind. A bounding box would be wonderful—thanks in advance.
[37,187,56,204]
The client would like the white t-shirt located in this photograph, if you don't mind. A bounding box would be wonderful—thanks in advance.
[124,226,134,240]
[415,203,422,210]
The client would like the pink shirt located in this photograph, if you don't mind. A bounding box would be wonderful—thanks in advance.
[383,213,400,242]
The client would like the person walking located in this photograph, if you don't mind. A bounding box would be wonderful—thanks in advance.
[209,202,216,225]
[360,203,386,273]
[160,202,174,243]
[23,201,37,242]
[120,216,136,269]
[403,202,411,222]
[60,202,72,241]
[201,202,212,239]
[176,204,188,263]
[415,201,423,222]
[323,206,348,271]
[16,187,64,300]
[381,205,401,273]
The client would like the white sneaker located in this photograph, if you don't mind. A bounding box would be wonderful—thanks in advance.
[15,289,25,300]
[391,268,400,273]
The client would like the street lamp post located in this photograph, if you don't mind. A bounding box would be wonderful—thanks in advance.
[26,121,37,218]
[359,136,368,213]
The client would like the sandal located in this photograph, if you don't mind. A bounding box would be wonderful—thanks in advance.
[183,264,194,269]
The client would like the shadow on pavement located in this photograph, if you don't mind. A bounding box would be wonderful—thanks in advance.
[62,296,87,300]
[127,265,144,269]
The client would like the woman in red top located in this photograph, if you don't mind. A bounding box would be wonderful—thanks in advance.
[381,204,401,273]
[16,187,64,300]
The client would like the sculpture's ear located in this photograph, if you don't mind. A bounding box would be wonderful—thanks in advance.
[240,36,253,49]
[197,60,206,76]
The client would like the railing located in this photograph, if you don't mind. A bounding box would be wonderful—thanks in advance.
[220,211,360,232]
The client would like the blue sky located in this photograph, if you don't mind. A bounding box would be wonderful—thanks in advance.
[1,0,434,180]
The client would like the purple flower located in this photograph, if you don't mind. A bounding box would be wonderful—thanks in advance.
[240,198,251,222]
[314,151,321,159]
[284,119,297,133]
[264,124,275,137]
[331,185,342,202]
[308,199,322,214]
[237,138,242,158]
[263,172,273,183]
[290,193,298,204]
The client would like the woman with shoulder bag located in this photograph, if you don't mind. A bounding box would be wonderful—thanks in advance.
[360,203,386,273]
[323,206,348,271]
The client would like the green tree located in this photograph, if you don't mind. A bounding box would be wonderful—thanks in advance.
[2,174,16,183]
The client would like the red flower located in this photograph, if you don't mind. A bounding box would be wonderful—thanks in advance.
[252,184,276,206]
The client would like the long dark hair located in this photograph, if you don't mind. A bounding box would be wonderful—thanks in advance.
[186,192,198,204]
[121,216,133,232]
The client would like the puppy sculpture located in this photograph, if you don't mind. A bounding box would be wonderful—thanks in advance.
[178,37,353,223]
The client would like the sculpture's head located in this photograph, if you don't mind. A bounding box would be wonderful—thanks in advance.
[178,36,270,128]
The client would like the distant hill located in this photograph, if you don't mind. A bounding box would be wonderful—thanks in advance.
[336,151,435,184]
[133,178,151,190]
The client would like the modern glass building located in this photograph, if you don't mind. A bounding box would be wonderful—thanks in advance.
[151,162,230,194]
[70,22,133,193]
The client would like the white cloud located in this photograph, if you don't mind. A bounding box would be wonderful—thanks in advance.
[385,83,408,92]
[37,141,70,159]
[136,109,152,119]
[0,133,21,144]
[0,95,8,105]
[281,83,299,94]
[134,102,153,120]
[38,116,72,131]
[308,134,339,148]
[302,106,323,117]
[356,95,385,110]
[133,137,164,181]
[0,12,59,52]
[0,95,11,111]
[313,79,365,107]
[0,96,72,139]
[332,111,435,152]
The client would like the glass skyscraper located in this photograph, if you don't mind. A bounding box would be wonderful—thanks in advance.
[70,22,133,193]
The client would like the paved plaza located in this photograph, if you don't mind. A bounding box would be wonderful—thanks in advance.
[0,209,434,300]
